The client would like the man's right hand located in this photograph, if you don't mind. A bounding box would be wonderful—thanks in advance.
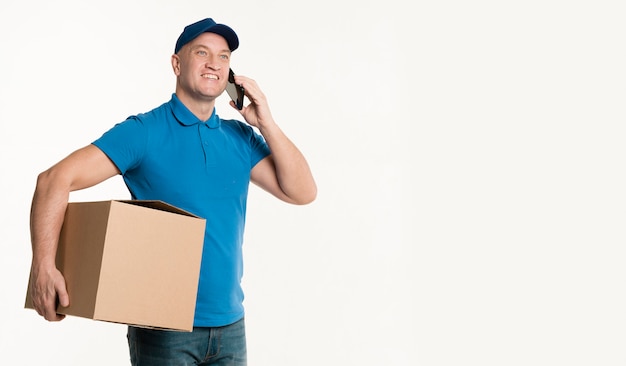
[29,266,69,321]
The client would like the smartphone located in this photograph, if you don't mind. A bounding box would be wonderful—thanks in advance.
[226,68,245,110]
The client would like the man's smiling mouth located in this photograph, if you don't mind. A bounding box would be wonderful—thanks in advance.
[202,74,218,80]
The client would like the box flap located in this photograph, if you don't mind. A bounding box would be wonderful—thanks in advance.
[117,200,202,218]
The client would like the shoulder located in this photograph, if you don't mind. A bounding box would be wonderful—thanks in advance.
[220,119,261,141]
[221,118,252,131]
[128,101,173,125]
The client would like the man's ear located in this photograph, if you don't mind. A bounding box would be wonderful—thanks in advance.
[171,54,181,76]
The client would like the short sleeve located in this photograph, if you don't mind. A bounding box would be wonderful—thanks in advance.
[92,116,148,174]
[249,128,271,168]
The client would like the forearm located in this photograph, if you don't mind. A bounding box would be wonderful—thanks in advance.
[258,121,317,204]
[30,170,70,270]
[28,168,73,320]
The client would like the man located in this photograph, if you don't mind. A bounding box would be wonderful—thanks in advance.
[28,18,316,365]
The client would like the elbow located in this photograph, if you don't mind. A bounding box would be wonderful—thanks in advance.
[292,185,317,205]
[35,169,54,191]
[34,167,70,196]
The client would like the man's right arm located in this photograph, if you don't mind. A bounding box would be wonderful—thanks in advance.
[29,144,120,321]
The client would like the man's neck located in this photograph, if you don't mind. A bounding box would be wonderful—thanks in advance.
[175,91,217,122]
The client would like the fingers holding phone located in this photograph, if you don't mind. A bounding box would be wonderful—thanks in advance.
[226,71,275,130]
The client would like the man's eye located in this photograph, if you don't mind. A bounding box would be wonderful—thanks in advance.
[220,54,229,60]
[197,50,207,56]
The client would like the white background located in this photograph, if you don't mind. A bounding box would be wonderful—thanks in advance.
[1,1,625,365]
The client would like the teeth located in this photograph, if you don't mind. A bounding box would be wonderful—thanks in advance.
[203,74,218,80]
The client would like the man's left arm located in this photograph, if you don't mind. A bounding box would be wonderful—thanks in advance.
[234,75,317,205]
[252,123,317,205]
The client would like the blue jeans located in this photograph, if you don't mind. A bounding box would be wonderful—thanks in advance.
[127,318,247,365]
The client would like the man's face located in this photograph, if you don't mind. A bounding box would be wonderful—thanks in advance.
[173,32,232,101]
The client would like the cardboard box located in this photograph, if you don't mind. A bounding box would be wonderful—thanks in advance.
[25,200,206,332]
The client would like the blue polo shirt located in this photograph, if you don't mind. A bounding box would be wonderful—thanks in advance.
[92,94,270,327]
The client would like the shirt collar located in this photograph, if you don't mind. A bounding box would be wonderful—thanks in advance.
[170,93,221,129]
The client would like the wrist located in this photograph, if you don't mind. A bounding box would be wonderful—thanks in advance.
[31,253,57,273]
[258,118,279,137]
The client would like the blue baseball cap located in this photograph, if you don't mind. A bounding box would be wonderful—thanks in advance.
[174,18,239,54]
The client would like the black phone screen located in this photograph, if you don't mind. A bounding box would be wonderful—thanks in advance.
[226,68,245,110]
